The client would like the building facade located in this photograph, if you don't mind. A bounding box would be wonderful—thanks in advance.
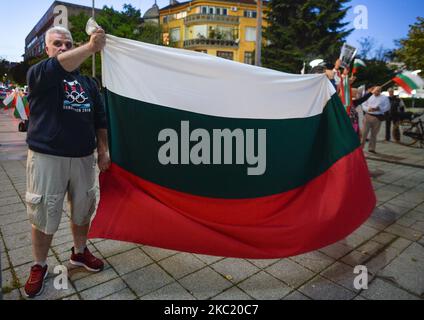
[24,1,101,61]
[159,0,267,64]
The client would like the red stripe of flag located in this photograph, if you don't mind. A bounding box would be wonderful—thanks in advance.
[393,77,413,94]
[88,147,375,259]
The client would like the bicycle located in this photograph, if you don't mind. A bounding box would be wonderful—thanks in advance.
[397,112,424,148]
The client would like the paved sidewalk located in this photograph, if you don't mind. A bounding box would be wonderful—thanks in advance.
[1,108,424,300]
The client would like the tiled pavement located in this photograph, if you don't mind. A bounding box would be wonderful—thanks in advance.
[1,108,424,300]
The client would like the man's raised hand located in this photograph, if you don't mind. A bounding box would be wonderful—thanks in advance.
[89,28,106,53]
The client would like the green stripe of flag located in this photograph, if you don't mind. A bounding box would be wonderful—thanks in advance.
[397,74,420,90]
[105,90,360,199]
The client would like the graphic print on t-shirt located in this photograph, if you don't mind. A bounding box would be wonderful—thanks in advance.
[63,80,91,112]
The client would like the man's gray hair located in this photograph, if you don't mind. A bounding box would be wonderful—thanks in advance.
[45,26,73,42]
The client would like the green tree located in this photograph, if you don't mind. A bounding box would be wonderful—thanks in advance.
[353,36,396,88]
[357,36,375,60]
[353,59,395,88]
[395,17,424,71]
[69,4,160,42]
[67,4,162,77]
[263,0,353,73]
[0,59,9,76]
[16,4,162,84]
[0,59,9,81]
[8,55,47,86]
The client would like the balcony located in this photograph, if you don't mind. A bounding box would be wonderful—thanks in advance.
[184,38,238,49]
[184,14,239,26]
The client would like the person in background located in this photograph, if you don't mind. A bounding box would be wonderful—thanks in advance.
[385,88,406,142]
[324,63,337,90]
[333,59,342,89]
[361,86,391,153]
[351,86,374,140]
[338,67,359,133]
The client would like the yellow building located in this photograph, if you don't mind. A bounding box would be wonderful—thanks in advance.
[159,0,267,64]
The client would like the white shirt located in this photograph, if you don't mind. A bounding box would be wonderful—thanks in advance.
[362,94,390,115]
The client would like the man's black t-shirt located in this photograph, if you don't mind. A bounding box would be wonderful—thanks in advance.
[26,57,107,157]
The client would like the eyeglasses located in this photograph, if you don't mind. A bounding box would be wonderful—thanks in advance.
[52,40,73,49]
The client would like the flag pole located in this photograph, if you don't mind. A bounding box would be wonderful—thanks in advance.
[92,0,95,78]
[380,79,393,89]
[255,0,262,67]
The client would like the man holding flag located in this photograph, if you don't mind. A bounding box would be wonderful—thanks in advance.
[23,25,110,298]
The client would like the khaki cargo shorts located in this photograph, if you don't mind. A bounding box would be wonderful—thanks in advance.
[26,150,97,235]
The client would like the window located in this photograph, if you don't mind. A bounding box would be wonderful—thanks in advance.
[195,49,207,54]
[244,10,257,18]
[175,11,187,19]
[216,26,235,40]
[170,28,180,42]
[193,25,207,39]
[217,51,234,60]
[200,6,227,15]
[244,52,254,65]
[245,27,256,42]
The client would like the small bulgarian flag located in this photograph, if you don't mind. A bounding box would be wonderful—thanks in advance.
[339,74,352,112]
[13,93,29,121]
[393,71,424,94]
[1,91,15,109]
[2,89,29,120]
[352,59,366,75]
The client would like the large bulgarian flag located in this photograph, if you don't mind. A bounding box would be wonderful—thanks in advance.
[88,35,376,259]
[393,71,424,94]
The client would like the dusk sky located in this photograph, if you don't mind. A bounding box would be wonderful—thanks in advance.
[0,0,423,62]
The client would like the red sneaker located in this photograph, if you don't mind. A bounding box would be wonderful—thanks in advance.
[70,247,104,272]
[24,264,48,298]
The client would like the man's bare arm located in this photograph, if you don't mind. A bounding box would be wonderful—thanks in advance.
[96,128,111,172]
